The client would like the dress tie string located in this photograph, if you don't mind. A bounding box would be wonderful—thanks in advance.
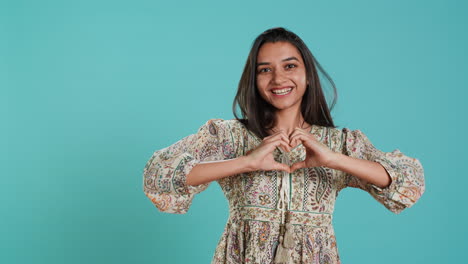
[274,151,294,264]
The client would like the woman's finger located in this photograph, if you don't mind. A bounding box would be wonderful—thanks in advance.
[264,130,290,146]
[289,129,304,146]
[260,137,290,154]
[291,160,306,172]
[271,162,291,173]
[289,133,304,148]
[289,133,316,149]
[290,128,313,145]
[263,133,291,151]
[270,133,291,148]
[272,138,291,152]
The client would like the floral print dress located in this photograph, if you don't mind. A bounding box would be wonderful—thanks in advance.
[143,119,425,264]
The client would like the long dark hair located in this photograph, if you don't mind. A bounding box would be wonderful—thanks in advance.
[232,27,338,139]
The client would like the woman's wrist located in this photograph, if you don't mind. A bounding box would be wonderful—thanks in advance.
[324,152,345,169]
[239,155,257,173]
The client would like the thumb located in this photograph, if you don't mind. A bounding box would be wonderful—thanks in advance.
[290,161,306,173]
[273,162,291,173]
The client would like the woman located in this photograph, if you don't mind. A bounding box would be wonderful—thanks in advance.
[143,27,425,264]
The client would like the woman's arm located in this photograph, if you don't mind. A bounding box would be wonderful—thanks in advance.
[336,128,425,214]
[143,119,236,214]
[186,157,253,186]
[327,153,392,189]
[287,127,392,189]
[186,130,293,186]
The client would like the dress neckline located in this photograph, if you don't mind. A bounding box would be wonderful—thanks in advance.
[235,120,318,154]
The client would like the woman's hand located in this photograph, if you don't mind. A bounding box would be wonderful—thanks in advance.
[245,130,292,173]
[289,127,338,172]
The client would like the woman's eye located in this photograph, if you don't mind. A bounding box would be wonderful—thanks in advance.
[259,68,271,73]
[286,64,297,69]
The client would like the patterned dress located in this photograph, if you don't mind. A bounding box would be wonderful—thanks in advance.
[143,118,425,264]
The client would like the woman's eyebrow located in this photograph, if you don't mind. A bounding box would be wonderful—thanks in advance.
[256,56,300,66]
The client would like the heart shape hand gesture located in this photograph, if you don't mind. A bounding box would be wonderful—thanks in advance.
[245,127,337,173]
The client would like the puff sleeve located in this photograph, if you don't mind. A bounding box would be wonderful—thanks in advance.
[341,128,425,214]
[143,119,235,214]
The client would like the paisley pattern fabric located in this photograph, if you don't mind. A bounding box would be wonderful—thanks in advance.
[143,119,425,263]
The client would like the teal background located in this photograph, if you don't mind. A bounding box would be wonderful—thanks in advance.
[3,0,466,263]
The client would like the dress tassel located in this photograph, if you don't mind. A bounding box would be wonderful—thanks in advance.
[283,223,295,248]
[274,243,290,264]
[274,223,294,264]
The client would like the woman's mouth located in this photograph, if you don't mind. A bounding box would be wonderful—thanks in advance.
[271,87,293,96]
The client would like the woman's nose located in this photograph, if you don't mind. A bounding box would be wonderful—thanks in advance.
[272,69,287,84]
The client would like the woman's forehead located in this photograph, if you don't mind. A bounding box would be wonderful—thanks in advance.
[257,41,302,62]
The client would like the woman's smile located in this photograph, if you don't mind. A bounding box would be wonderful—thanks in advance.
[271,86,293,96]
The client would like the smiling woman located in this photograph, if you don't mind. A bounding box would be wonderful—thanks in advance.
[234,28,337,141]
[143,27,425,264]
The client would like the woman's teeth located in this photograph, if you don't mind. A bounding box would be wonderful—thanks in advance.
[272,88,292,95]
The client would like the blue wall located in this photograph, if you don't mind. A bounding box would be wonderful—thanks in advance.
[3,0,466,263]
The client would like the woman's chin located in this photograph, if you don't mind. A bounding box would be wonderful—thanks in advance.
[270,100,301,111]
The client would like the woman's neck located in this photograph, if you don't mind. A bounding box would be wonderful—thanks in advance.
[270,108,311,136]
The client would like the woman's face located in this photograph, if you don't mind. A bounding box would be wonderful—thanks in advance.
[256,41,308,111]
